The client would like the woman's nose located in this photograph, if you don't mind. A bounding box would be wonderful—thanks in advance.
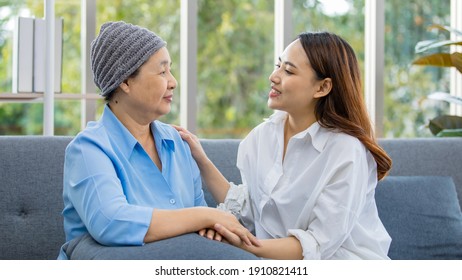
[269,69,280,84]
[169,73,177,89]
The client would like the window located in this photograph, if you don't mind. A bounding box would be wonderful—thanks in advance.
[383,0,450,137]
[0,0,84,135]
[196,0,274,138]
[0,0,457,138]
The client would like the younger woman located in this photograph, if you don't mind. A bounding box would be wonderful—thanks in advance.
[176,31,392,260]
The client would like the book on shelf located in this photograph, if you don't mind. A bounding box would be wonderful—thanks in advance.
[12,17,34,93]
[33,18,45,93]
[33,17,63,93]
[12,16,63,94]
[54,18,63,93]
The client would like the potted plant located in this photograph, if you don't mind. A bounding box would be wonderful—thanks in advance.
[412,24,462,137]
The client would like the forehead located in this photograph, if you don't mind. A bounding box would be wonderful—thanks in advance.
[281,39,309,66]
[145,47,171,67]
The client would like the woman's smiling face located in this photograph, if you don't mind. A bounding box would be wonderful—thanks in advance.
[123,47,177,120]
[267,39,326,119]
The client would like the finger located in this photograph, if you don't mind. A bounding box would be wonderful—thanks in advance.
[227,225,252,246]
[248,233,262,247]
[171,124,186,132]
[206,229,216,240]
[177,130,189,140]
[179,132,194,144]
[171,125,191,138]
[214,232,223,242]
[198,229,206,237]
[214,224,241,245]
[239,232,252,247]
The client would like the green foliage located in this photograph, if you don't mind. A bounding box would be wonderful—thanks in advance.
[429,115,462,136]
[292,0,449,138]
[0,0,454,139]
[196,0,274,138]
[0,0,82,135]
[413,24,462,72]
[412,24,462,137]
[383,0,450,138]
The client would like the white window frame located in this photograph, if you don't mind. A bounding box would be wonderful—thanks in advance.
[451,0,462,116]
[365,0,385,137]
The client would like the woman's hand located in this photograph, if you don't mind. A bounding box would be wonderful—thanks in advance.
[172,125,209,165]
[173,125,231,204]
[199,208,259,246]
[214,223,303,260]
[209,208,260,247]
[214,223,248,248]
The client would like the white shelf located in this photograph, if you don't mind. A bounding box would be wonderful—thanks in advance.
[0,93,101,102]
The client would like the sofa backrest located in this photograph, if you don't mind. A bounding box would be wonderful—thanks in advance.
[0,136,461,260]
[379,138,462,209]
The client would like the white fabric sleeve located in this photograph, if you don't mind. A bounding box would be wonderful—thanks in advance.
[217,182,247,214]
[217,182,255,233]
[287,229,322,260]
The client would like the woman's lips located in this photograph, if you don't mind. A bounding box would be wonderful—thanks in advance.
[269,88,281,98]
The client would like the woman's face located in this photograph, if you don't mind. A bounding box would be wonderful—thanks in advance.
[267,39,327,119]
[123,47,177,120]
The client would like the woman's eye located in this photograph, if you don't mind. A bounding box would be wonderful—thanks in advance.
[285,70,293,75]
[275,64,280,68]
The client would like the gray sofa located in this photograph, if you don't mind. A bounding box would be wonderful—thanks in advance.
[1,136,461,260]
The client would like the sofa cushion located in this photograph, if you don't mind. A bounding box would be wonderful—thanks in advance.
[0,136,70,260]
[64,233,258,260]
[375,176,462,259]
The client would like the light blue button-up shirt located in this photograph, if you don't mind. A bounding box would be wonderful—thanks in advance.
[59,105,206,259]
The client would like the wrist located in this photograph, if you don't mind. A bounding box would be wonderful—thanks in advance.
[198,207,220,228]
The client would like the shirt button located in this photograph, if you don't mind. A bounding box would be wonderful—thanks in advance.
[169,199,176,204]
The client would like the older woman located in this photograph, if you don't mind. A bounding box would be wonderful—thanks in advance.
[58,21,258,260]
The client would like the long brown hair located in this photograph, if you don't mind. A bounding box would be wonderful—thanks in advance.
[298,32,391,180]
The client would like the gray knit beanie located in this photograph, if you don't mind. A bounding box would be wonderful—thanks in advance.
[90,21,166,96]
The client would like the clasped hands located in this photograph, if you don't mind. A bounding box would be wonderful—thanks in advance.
[199,211,261,249]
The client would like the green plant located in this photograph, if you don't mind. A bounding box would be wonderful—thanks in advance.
[412,24,462,137]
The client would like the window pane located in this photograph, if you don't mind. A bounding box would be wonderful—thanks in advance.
[0,102,42,135]
[293,0,366,90]
[0,1,453,138]
[196,0,274,138]
[384,0,450,137]
[0,0,82,135]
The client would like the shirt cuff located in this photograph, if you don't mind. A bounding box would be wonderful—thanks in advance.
[216,182,248,216]
[288,229,321,260]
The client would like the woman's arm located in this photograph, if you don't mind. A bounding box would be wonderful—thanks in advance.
[144,207,260,247]
[173,125,230,203]
[214,224,303,260]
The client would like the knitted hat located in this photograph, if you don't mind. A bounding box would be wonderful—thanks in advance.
[90,21,166,96]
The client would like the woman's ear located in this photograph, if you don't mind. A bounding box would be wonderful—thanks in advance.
[314,78,332,98]
[119,80,130,93]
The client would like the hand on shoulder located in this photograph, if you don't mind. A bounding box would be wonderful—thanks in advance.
[171,124,209,164]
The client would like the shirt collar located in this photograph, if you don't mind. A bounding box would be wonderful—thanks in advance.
[306,122,331,153]
[151,121,176,152]
[100,105,175,158]
[266,110,331,153]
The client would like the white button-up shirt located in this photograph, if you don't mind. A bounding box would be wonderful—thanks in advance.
[218,111,391,259]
